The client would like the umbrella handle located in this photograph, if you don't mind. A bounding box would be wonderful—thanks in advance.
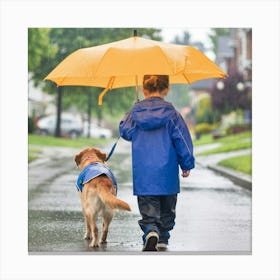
[98,77,115,105]
[98,87,109,105]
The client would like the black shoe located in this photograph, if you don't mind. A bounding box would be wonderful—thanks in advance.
[142,231,159,251]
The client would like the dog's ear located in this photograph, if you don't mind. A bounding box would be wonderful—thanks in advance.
[94,149,107,162]
[74,150,84,166]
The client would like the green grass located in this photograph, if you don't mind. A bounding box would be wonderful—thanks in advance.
[217,131,251,144]
[28,147,42,163]
[194,131,251,155]
[28,155,39,163]
[28,134,113,163]
[193,133,214,146]
[29,147,43,154]
[193,131,251,146]
[28,134,112,148]
[218,154,252,174]
[198,140,251,155]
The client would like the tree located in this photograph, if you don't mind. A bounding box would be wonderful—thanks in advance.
[28,28,57,81]
[172,31,206,52]
[173,31,191,45]
[211,72,251,119]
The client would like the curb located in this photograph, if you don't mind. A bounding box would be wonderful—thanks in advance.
[207,164,252,191]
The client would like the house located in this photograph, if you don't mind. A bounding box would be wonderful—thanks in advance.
[28,77,55,118]
[216,29,252,86]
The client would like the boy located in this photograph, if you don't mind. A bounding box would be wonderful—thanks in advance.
[119,75,195,251]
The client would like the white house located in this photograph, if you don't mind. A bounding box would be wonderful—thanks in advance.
[28,76,55,117]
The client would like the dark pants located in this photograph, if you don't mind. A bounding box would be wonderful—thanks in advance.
[137,194,177,245]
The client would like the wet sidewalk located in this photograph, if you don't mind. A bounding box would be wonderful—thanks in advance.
[28,140,251,254]
[195,144,252,190]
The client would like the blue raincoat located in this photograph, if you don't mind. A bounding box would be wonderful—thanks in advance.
[119,97,195,196]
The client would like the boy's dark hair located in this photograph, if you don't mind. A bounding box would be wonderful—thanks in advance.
[143,75,169,93]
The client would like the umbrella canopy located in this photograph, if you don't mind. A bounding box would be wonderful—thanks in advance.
[45,35,226,104]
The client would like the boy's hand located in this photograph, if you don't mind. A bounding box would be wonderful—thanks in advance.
[182,170,190,177]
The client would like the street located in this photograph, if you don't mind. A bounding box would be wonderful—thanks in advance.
[28,140,251,254]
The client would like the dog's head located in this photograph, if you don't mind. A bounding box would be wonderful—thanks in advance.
[74,147,107,170]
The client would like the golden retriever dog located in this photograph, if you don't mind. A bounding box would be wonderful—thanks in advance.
[74,147,131,247]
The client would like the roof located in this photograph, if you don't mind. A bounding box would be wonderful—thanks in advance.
[189,79,214,91]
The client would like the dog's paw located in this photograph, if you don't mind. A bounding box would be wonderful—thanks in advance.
[84,230,91,240]
[84,234,91,240]
[89,241,100,248]
[100,240,107,244]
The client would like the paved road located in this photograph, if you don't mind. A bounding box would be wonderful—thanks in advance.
[28,140,251,254]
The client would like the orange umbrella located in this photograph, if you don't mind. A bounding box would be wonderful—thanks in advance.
[45,35,226,105]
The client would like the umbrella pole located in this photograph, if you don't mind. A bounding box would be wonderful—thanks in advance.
[134,28,140,102]
[135,75,139,102]
[87,91,92,138]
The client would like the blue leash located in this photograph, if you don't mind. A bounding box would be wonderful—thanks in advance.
[105,136,121,162]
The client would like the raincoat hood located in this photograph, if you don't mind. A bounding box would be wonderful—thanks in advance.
[131,97,176,130]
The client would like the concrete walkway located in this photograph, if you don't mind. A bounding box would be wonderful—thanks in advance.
[194,144,252,190]
[28,140,251,254]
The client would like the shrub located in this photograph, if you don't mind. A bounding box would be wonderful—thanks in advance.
[226,124,251,134]
[195,123,213,134]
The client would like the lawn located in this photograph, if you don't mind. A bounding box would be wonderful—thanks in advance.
[28,134,112,148]
[28,134,113,163]
[218,154,252,175]
[194,131,251,156]
[198,140,251,155]
[28,147,43,163]
[193,131,251,146]
[193,133,213,146]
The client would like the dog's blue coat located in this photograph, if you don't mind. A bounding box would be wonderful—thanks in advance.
[76,162,117,193]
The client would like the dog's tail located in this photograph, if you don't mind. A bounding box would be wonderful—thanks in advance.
[98,186,131,211]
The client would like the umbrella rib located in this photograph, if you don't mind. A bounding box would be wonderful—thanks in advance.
[155,46,180,74]
[183,73,191,84]
[93,47,115,78]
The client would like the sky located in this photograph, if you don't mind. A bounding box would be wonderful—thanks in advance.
[160,28,214,59]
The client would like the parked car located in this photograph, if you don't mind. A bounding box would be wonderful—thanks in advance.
[83,122,112,139]
[37,114,83,139]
